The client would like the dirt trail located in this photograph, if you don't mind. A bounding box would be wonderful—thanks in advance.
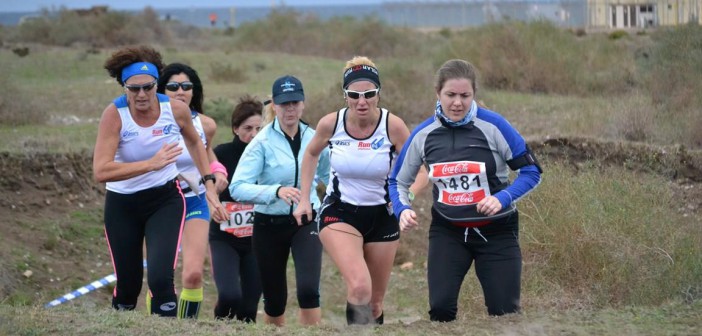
[531,137,702,182]
[0,151,104,212]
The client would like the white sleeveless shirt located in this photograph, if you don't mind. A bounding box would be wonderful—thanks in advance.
[175,111,207,197]
[325,108,396,206]
[106,94,181,194]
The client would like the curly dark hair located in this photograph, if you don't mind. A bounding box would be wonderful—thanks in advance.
[157,63,205,114]
[103,45,164,86]
[231,95,263,129]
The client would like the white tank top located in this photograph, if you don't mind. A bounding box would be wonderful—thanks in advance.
[176,111,207,197]
[325,108,395,206]
[106,94,181,194]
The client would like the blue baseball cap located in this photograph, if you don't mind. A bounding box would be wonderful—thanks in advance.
[272,75,305,104]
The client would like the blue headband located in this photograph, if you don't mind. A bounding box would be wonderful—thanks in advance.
[121,62,159,83]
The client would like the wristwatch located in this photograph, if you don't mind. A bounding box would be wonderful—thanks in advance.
[200,174,216,185]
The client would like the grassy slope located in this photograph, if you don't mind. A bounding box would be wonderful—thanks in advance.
[1,46,701,335]
[1,157,699,335]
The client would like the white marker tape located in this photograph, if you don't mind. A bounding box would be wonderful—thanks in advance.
[45,260,146,308]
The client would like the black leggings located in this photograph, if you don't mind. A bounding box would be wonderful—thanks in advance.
[427,213,521,321]
[103,180,184,316]
[209,237,262,321]
[252,213,322,317]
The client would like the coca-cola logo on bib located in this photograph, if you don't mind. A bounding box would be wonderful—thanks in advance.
[433,162,481,178]
[224,202,254,212]
[447,192,473,204]
[440,189,486,205]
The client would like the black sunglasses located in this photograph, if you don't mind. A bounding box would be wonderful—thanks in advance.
[124,80,157,93]
[344,88,379,100]
[165,81,194,92]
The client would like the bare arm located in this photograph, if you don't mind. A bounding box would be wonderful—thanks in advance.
[293,112,336,225]
[92,104,181,183]
[174,100,228,221]
[388,113,427,196]
[200,114,228,193]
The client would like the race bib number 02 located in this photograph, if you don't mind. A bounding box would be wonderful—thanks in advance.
[429,161,490,206]
[220,202,254,237]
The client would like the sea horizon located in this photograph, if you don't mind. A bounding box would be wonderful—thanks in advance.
[0,1,585,29]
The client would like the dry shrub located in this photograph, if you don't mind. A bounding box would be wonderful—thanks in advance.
[305,86,344,127]
[608,30,629,40]
[231,9,425,60]
[378,61,437,126]
[645,24,702,110]
[0,77,46,125]
[683,112,702,148]
[209,62,248,83]
[609,92,655,142]
[521,160,702,307]
[12,7,171,47]
[203,97,234,127]
[436,21,636,96]
[640,24,702,148]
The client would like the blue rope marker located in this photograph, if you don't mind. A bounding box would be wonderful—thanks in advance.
[45,260,147,308]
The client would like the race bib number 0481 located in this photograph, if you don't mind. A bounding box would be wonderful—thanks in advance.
[429,161,490,206]
[220,202,254,237]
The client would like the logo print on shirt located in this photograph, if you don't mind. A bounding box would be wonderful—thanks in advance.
[163,124,174,135]
[371,137,384,150]
[358,142,371,150]
[121,130,138,139]
[152,124,174,136]
[334,140,351,146]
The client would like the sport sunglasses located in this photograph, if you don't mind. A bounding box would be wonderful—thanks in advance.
[344,88,380,100]
[124,80,157,93]
[165,81,194,92]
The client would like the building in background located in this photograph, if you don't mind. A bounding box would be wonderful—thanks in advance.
[587,0,701,29]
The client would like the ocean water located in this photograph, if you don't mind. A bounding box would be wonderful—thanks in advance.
[0,1,585,28]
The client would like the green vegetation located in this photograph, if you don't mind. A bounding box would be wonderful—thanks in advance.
[0,7,700,335]
[2,10,700,147]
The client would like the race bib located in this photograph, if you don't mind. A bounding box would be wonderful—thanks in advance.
[429,161,490,206]
[219,202,254,237]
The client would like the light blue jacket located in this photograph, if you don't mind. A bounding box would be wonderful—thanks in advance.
[229,119,330,216]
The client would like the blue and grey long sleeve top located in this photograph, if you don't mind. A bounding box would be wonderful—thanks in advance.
[389,107,541,222]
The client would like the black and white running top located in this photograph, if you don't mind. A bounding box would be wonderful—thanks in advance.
[326,108,396,206]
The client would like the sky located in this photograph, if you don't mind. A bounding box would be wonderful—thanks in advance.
[0,0,392,13]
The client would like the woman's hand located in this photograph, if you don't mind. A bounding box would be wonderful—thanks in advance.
[476,195,502,216]
[399,209,418,231]
[149,142,182,171]
[293,199,312,226]
[277,186,301,206]
[213,172,228,194]
[206,185,229,223]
